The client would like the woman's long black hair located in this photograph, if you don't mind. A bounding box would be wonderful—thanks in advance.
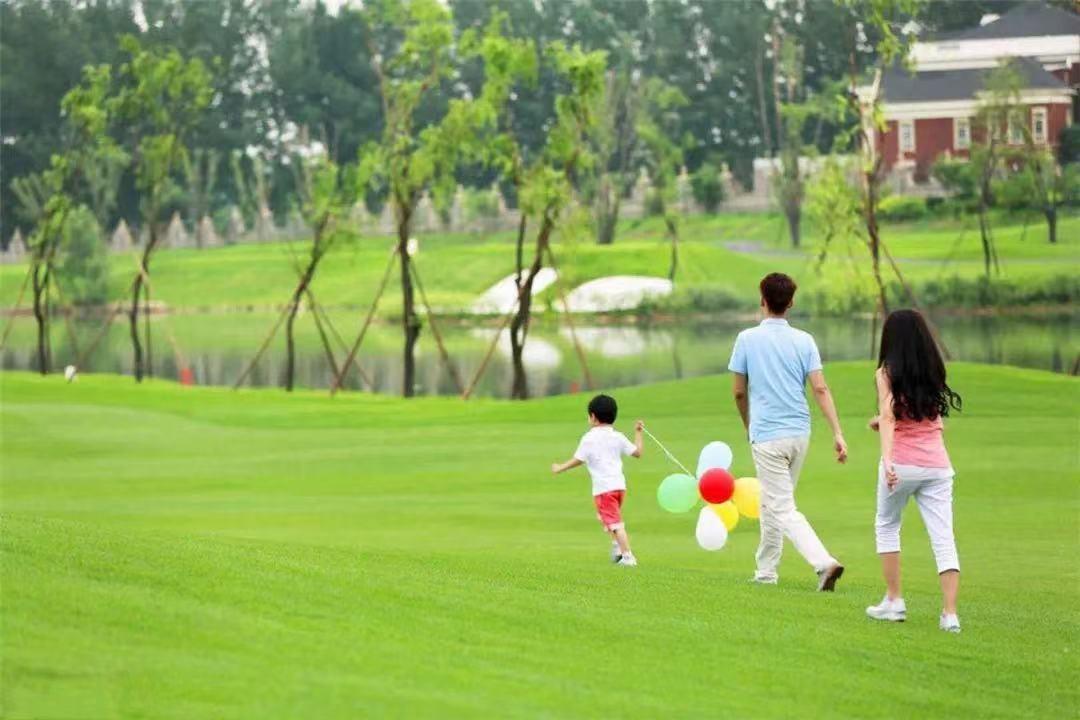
[878,309,962,421]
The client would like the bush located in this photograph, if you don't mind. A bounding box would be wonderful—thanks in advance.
[932,157,977,200]
[992,169,1035,211]
[57,205,109,305]
[691,161,725,213]
[644,189,666,217]
[464,186,500,221]
[1059,125,1080,165]
[877,195,927,222]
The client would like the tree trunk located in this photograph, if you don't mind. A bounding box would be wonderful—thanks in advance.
[1045,205,1057,244]
[784,204,801,249]
[664,214,679,282]
[31,263,50,374]
[130,216,160,383]
[398,206,420,398]
[977,203,994,278]
[284,264,317,392]
[509,213,530,399]
[754,44,773,157]
[595,176,620,246]
[865,172,889,317]
[509,218,553,400]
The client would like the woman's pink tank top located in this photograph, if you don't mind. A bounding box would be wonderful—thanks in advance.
[893,415,951,468]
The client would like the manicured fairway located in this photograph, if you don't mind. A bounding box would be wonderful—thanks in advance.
[1,363,1077,718]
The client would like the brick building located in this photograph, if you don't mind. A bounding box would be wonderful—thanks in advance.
[868,2,1079,182]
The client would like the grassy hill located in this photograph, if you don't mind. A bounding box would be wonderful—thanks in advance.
[2,363,1077,717]
[2,212,1077,315]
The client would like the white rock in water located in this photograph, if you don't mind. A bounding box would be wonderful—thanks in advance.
[470,268,558,315]
[64,365,77,382]
[565,276,673,313]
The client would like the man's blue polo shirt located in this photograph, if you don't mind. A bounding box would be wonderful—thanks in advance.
[728,318,823,443]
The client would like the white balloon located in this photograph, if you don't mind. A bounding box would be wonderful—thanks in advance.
[696,441,733,478]
[695,505,729,551]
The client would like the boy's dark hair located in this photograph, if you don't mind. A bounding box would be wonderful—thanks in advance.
[587,394,617,424]
[760,272,797,314]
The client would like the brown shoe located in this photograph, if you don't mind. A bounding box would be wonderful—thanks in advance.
[817,563,844,592]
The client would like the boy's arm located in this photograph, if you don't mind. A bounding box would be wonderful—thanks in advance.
[631,420,644,458]
[552,457,584,474]
[732,373,750,436]
[807,369,847,463]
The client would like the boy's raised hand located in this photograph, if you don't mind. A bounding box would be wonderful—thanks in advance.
[634,420,645,432]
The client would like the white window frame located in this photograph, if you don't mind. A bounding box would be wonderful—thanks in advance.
[954,117,971,150]
[1031,107,1048,145]
[1007,112,1024,145]
[899,120,916,153]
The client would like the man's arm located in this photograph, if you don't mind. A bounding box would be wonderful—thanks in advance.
[552,457,584,474]
[807,369,847,463]
[732,372,750,436]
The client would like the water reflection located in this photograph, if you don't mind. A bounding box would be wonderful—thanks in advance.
[1,312,1074,397]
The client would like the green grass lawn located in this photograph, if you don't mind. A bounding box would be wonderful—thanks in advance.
[2,363,1077,718]
[2,212,1076,313]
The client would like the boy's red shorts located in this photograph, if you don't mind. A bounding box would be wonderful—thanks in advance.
[593,490,625,531]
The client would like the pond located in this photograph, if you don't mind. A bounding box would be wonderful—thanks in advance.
[1,311,1075,397]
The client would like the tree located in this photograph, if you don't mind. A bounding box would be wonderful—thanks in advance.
[841,0,925,316]
[495,42,605,399]
[56,206,110,306]
[586,59,642,246]
[102,35,212,382]
[635,79,688,280]
[355,0,490,398]
[972,59,1024,275]
[282,156,350,391]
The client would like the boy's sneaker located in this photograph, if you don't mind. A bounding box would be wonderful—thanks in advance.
[866,596,907,622]
[610,542,622,564]
[749,576,778,585]
[617,554,638,567]
[816,563,845,592]
[939,613,961,633]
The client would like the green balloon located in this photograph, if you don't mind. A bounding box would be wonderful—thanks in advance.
[657,473,699,513]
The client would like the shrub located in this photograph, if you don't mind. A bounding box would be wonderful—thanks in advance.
[877,195,927,222]
[464,186,500,221]
[691,161,725,213]
[644,189,666,217]
[932,157,977,200]
[57,205,109,305]
[1059,125,1080,165]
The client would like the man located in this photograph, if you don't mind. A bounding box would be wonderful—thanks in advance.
[728,272,847,591]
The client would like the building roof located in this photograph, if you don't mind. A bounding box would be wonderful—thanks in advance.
[881,56,1069,103]
[933,2,1080,41]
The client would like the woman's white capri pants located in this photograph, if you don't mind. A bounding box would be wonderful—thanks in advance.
[875,463,959,574]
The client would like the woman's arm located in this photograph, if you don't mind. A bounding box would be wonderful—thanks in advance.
[875,367,899,488]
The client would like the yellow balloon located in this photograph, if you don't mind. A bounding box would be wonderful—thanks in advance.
[710,501,740,531]
[733,477,761,519]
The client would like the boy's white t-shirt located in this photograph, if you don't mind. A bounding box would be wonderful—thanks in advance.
[574,425,637,496]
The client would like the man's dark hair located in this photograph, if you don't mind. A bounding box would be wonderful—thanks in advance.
[587,394,617,424]
[760,272,797,315]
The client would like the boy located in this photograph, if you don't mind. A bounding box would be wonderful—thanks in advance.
[552,394,644,567]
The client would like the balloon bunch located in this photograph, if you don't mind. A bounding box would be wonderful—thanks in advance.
[653,438,761,551]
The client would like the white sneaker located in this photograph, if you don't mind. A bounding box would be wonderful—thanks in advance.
[610,542,621,564]
[617,554,638,567]
[866,596,907,622]
[749,576,778,585]
[939,613,961,633]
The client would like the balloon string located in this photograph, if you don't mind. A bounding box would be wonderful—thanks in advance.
[642,427,693,477]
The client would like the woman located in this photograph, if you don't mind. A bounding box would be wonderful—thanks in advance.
[866,309,963,632]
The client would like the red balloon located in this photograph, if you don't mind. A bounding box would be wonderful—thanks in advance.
[699,468,735,504]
